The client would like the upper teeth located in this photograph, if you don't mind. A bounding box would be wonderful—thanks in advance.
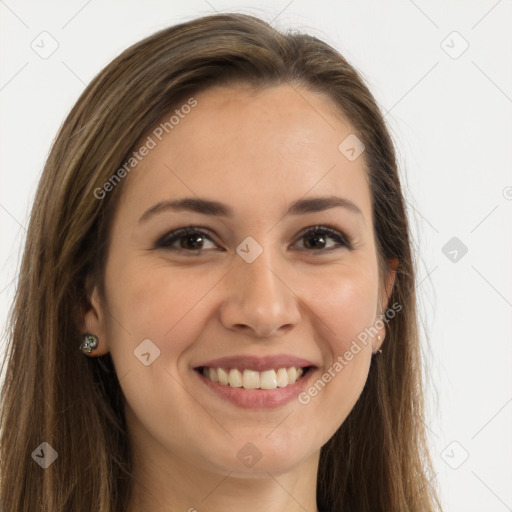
[202,366,304,390]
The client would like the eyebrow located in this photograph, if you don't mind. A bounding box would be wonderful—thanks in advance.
[138,195,364,223]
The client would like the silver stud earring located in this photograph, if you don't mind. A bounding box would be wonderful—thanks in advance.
[79,333,98,354]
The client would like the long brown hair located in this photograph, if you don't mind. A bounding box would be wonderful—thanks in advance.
[0,13,441,511]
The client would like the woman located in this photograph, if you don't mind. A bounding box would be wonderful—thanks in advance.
[0,12,442,512]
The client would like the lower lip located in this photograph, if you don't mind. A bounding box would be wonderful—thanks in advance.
[194,368,316,409]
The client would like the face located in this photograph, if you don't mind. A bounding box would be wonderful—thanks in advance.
[84,83,396,479]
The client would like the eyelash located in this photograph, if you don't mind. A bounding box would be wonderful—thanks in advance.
[154,224,352,255]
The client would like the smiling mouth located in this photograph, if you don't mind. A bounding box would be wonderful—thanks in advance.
[194,366,313,390]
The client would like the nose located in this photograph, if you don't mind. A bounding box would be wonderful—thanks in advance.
[219,245,301,338]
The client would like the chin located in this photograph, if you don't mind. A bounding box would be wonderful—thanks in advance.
[200,434,317,476]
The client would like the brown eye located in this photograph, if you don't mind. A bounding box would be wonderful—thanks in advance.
[303,231,328,250]
[155,227,218,252]
[178,232,206,250]
[294,226,351,253]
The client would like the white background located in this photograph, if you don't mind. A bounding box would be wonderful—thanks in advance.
[1,1,511,510]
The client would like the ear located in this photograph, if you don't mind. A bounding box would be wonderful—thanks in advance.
[373,257,399,353]
[81,282,109,357]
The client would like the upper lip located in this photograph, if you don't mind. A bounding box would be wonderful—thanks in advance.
[194,354,316,372]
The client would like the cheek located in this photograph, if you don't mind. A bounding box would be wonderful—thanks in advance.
[296,264,378,416]
[104,257,223,363]
[101,260,220,432]
[302,262,380,352]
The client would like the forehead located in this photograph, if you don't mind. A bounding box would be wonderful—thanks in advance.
[117,83,372,223]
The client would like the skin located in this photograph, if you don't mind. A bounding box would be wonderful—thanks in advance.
[83,83,398,512]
